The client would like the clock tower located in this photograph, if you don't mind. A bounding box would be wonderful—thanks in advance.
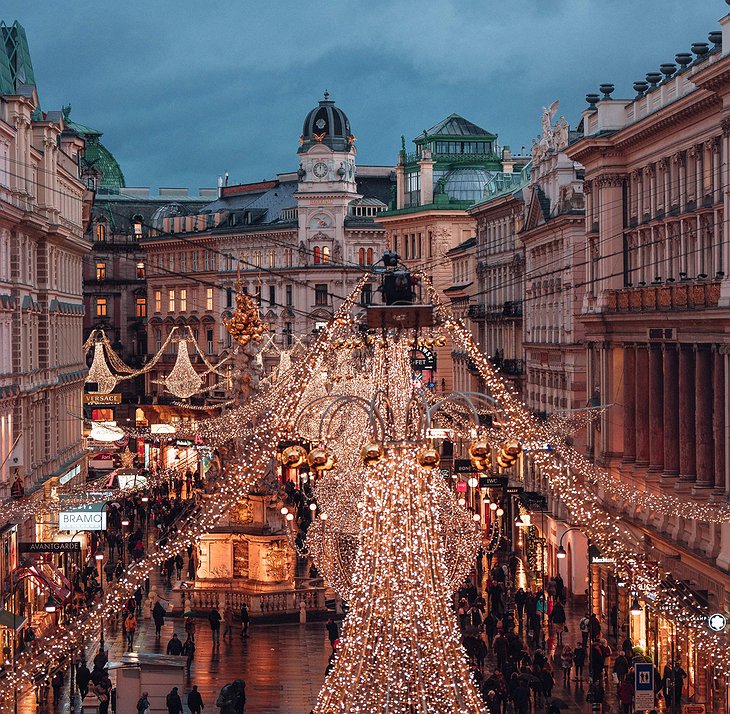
[295,91,360,260]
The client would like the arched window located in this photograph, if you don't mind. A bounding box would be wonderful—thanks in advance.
[313,246,321,264]
[95,224,106,242]
[358,247,365,265]
[366,248,374,265]
[322,246,330,264]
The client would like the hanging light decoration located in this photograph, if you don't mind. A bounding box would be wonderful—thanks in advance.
[163,338,203,398]
[86,340,117,394]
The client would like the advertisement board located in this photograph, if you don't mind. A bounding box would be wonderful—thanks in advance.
[59,504,107,532]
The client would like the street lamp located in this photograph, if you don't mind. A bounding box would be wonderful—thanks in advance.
[629,595,642,614]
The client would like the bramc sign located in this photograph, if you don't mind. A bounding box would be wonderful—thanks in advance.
[59,509,107,532]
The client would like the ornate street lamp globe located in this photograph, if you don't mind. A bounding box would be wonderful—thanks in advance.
[299,91,354,153]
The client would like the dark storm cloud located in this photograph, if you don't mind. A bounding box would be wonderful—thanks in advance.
[5,0,724,188]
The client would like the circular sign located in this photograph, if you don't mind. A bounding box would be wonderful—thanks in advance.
[708,613,727,632]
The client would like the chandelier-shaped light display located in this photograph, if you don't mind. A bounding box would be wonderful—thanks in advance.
[85,340,117,394]
[163,339,203,398]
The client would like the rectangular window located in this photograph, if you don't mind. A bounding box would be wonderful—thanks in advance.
[286,285,292,306]
[95,224,106,242]
[136,262,145,279]
[95,297,107,317]
[315,284,328,306]
[226,288,233,308]
[283,322,293,347]
[155,329,162,352]
[269,285,276,306]
[204,251,210,271]
[96,262,106,281]
[168,289,175,312]
[207,328,214,354]
[284,249,292,267]
[361,283,373,306]
[192,252,198,272]
[135,297,147,317]
[180,289,187,312]
[206,288,213,311]
[168,254,174,271]
[180,253,187,272]
[155,290,161,312]
[133,220,143,239]
[268,250,276,268]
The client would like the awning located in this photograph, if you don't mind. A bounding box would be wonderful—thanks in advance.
[0,609,27,631]
[15,562,72,603]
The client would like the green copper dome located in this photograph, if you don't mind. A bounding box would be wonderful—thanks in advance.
[62,105,125,192]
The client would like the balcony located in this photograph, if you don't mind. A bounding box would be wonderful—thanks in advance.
[469,301,523,321]
[604,281,721,313]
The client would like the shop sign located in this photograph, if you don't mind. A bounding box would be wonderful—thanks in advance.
[454,459,473,474]
[455,481,468,493]
[634,663,654,709]
[59,504,107,532]
[83,393,121,405]
[479,476,508,488]
[592,557,616,564]
[59,464,81,485]
[174,439,193,447]
[426,428,452,440]
[89,452,116,470]
[707,613,727,632]
[506,486,524,495]
[682,706,705,714]
[20,542,81,553]
[439,468,452,480]
[411,347,436,371]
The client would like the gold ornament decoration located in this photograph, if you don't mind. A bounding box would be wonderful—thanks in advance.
[470,456,489,472]
[308,448,329,470]
[361,442,384,466]
[223,280,269,347]
[281,445,308,468]
[468,439,491,460]
[496,453,513,468]
[417,446,441,469]
[503,439,522,457]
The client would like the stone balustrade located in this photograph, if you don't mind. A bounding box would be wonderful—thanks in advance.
[604,281,720,312]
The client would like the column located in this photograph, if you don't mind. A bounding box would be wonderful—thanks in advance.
[648,345,664,472]
[679,346,696,482]
[695,345,714,487]
[662,344,679,477]
[623,345,636,463]
[635,345,650,466]
[713,347,726,491]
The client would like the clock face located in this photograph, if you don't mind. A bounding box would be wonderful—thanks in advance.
[312,161,328,179]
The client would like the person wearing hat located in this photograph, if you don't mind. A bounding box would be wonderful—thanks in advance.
[166,686,183,713]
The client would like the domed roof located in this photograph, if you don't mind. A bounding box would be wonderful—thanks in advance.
[299,91,353,153]
[62,106,125,192]
[442,167,493,203]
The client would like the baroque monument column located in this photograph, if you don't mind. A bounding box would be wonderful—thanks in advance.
[622,344,636,463]
[695,345,714,488]
[635,344,650,467]
[678,345,696,482]
[662,344,679,478]
[648,344,664,473]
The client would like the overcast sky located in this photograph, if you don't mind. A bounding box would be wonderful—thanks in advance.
[5,1,725,190]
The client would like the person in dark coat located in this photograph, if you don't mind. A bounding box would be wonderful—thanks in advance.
[208,607,222,645]
[51,670,64,703]
[166,686,183,714]
[484,612,498,651]
[166,633,183,656]
[187,685,204,714]
[512,680,530,714]
[550,601,567,644]
[152,601,166,637]
[76,661,91,699]
[240,602,250,638]
[326,618,339,651]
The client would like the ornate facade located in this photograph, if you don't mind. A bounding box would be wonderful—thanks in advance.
[566,15,730,708]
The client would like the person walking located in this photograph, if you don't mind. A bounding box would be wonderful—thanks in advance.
[136,691,150,712]
[125,611,137,650]
[166,632,183,656]
[326,618,339,652]
[240,602,250,638]
[187,685,204,714]
[166,686,183,714]
[617,677,635,713]
[182,634,196,675]
[560,644,573,687]
[51,669,64,704]
[208,607,222,645]
[573,641,586,682]
[550,601,566,645]
[76,660,91,699]
[223,607,235,639]
[152,601,166,638]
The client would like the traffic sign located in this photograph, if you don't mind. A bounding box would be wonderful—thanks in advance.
[634,662,654,709]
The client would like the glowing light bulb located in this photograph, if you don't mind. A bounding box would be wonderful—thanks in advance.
[457,497,466,506]
[286,513,294,521]
[472,513,481,522]
[496,507,504,516]
[319,513,328,521]
[489,502,498,511]
[309,503,317,511]
[280,507,289,515]
[467,477,478,488]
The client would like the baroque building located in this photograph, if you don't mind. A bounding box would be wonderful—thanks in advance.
[380,114,529,393]
[565,14,730,709]
[141,94,391,405]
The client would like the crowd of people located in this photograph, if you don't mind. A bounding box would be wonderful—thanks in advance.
[455,562,690,713]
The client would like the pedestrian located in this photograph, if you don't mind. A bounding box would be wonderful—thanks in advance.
[208,606,222,645]
[326,618,339,651]
[104,559,115,583]
[483,611,497,651]
[514,588,527,624]
[240,602,250,638]
[579,613,590,648]
[560,644,573,686]
[76,660,91,699]
[550,601,566,645]
[153,600,166,637]
[554,573,565,603]
[618,677,635,713]
[136,691,151,712]
[125,610,137,650]
[573,641,585,682]
[51,669,64,704]
[166,686,183,714]
[613,650,629,684]
[182,634,196,674]
[187,684,204,714]
[223,606,235,639]
[175,553,184,580]
[166,632,183,656]
[185,616,196,642]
